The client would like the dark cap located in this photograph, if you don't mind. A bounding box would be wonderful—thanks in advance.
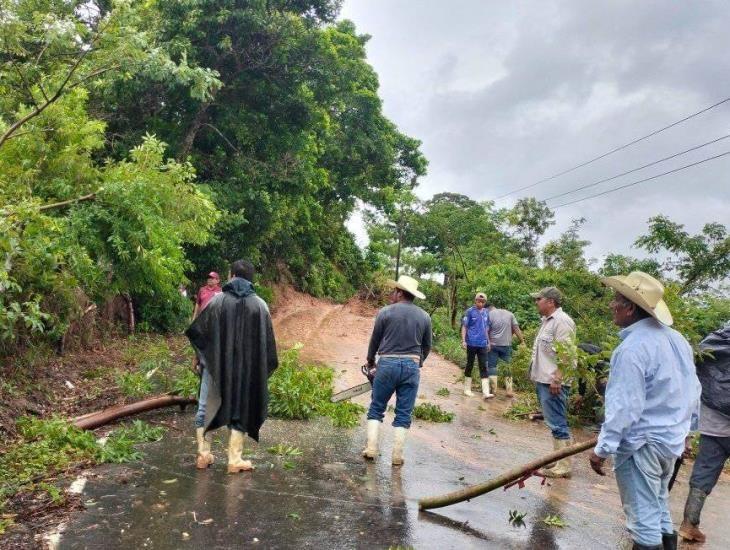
[530,286,563,305]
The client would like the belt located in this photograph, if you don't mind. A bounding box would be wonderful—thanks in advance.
[379,354,421,362]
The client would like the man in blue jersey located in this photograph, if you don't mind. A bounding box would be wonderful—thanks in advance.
[461,292,493,398]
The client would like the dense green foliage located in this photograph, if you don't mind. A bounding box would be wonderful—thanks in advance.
[1,0,425,352]
[96,0,426,299]
[1,0,221,347]
[367,193,729,401]
[268,344,365,428]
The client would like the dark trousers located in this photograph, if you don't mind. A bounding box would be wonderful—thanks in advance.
[465,346,488,378]
[689,434,730,494]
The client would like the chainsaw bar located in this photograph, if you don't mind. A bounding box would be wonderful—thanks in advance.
[330,381,372,402]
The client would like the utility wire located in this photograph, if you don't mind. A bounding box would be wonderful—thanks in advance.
[552,150,730,209]
[495,95,730,199]
[542,133,730,203]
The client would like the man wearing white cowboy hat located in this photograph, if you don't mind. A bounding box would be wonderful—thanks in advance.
[362,275,432,466]
[589,271,701,550]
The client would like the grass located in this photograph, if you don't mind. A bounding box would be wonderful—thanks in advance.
[99,420,165,463]
[267,443,303,457]
[0,417,166,533]
[503,393,539,421]
[436,387,450,397]
[413,402,455,423]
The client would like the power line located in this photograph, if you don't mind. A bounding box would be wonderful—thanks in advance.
[552,150,730,209]
[495,95,730,199]
[542,133,730,203]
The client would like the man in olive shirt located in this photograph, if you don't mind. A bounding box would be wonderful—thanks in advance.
[529,286,576,478]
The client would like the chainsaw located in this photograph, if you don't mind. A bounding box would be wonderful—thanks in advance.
[330,363,376,402]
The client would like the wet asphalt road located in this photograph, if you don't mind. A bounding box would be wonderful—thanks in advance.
[57,400,729,549]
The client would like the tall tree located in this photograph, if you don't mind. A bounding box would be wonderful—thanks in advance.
[0,0,220,347]
[635,215,730,294]
[505,197,555,266]
[542,218,591,270]
[96,1,427,296]
[599,254,662,278]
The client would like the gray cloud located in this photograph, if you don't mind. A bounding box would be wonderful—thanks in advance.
[340,0,730,262]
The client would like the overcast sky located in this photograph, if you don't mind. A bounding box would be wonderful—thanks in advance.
[340,0,730,265]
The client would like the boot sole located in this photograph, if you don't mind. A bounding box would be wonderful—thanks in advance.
[678,525,706,542]
[227,464,255,473]
[196,454,214,469]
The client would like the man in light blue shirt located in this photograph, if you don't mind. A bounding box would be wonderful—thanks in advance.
[589,272,701,550]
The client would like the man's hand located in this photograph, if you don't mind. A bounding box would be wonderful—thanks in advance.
[487,343,492,352]
[190,356,201,376]
[549,381,561,395]
[683,435,694,459]
[589,451,606,476]
[461,341,467,349]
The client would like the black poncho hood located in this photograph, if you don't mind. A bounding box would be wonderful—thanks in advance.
[223,277,255,298]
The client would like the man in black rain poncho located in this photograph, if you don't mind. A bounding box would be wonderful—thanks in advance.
[185,260,278,473]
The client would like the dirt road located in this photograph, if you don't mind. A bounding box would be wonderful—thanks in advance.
[56,291,729,549]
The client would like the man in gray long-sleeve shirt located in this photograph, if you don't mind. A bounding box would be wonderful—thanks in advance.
[362,275,432,466]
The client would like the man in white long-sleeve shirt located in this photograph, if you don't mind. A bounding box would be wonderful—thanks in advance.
[589,272,701,550]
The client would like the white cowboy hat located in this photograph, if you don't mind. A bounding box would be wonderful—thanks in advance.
[387,275,426,300]
[601,271,673,326]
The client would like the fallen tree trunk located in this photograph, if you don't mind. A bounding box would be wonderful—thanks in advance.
[72,394,197,430]
[418,437,598,510]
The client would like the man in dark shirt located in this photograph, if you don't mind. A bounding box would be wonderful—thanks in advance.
[363,275,432,466]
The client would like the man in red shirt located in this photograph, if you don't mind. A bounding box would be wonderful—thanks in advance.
[193,272,222,319]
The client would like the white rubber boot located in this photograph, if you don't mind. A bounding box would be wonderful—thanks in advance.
[489,376,499,397]
[481,378,494,399]
[227,429,254,473]
[392,427,407,466]
[463,377,474,396]
[505,377,514,397]
[362,419,380,459]
[195,427,214,469]
[540,438,572,478]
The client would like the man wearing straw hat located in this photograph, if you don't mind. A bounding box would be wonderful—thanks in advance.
[362,275,432,466]
[589,271,701,550]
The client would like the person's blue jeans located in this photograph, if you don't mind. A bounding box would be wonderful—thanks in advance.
[194,368,211,428]
[614,444,675,546]
[535,382,571,440]
[195,368,244,431]
[488,345,512,376]
[367,357,420,428]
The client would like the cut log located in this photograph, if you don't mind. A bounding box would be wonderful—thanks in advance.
[72,394,197,430]
[418,437,598,510]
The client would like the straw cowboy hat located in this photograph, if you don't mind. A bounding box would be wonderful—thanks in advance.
[601,271,673,326]
[387,275,426,300]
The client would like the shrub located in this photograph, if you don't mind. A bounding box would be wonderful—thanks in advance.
[413,402,455,422]
[267,345,365,427]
